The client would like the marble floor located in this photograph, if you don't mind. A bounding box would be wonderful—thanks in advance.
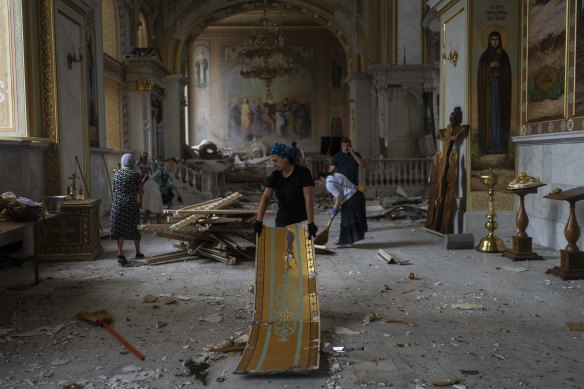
[0,214,582,388]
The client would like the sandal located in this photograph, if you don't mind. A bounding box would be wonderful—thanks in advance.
[117,255,128,266]
[135,253,145,259]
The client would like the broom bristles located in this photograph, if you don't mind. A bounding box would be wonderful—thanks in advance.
[77,309,113,323]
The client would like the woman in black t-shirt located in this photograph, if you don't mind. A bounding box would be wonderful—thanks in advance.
[253,143,318,238]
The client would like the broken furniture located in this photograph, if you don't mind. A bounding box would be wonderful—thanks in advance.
[502,182,546,261]
[34,198,102,284]
[235,224,320,374]
[544,187,584,280]
[142,193,259,265]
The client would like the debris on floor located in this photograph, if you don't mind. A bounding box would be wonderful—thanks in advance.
[566,322,584,331]
[378,249,409,265]
[451,303,484,310]
[177,358,209,385]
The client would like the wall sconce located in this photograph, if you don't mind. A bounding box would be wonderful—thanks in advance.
[67,45,83,70]
[442,42,458,67]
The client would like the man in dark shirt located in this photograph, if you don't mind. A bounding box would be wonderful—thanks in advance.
[329,137,366,185]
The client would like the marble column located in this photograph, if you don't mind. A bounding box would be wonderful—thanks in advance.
[346,73,374,159]
[164,75,187,158]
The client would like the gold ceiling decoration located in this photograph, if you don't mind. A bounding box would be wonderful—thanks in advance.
[239,4,297,96]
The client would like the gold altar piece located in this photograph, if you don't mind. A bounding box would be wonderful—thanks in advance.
[502,179,546,261]
[544,187,584,280]
[507,172,544,189]
[477,168,506,253]
[235,224,320,374]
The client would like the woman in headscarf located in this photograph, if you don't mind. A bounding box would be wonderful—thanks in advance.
[109,153,144,265]
[253,143,318,238]
[317,171,367,248]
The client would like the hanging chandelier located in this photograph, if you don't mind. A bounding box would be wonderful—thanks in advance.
[240,6,297,96]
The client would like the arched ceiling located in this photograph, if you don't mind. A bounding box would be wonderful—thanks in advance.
[160,1,360,74]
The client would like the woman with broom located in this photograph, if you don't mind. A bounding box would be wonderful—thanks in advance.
[253,143,318,238]
[317,171,367,248]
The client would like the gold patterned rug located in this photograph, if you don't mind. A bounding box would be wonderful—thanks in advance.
[235,224,320,374]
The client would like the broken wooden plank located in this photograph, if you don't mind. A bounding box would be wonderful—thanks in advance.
[197,247,237,265]
[145,250,189,265]
[170,192,243,230]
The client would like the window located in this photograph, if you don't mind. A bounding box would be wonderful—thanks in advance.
[0,0,27,138]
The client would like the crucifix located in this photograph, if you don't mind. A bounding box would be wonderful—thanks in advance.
[67,173,80,199]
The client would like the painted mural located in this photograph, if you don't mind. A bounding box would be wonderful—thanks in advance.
[470,0,520,191]
[195,46,209,90]
[576,0,584,115]
[221,46,314,147]
[526,0,566,122]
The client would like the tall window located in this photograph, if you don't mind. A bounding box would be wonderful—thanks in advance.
[0,0,27,138]
[137,12,148,48]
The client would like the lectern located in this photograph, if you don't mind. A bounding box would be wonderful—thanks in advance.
[544,187,584,280]
[502,184,546,261]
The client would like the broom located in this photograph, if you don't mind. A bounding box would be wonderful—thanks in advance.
[314,216,335,245]
[77,310,145,360]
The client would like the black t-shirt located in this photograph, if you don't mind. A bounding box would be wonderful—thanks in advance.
[266,164,314,225]
[331,151,361,185]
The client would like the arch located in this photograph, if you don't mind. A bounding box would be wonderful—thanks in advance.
[166,1,359,76]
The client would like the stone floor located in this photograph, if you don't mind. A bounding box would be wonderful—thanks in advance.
[0,213,583,388]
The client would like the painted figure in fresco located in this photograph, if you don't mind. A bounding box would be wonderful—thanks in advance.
[240,97,251,138]
[228,97,242,139]
[477,30,512,154]
[331,48,344,88]
[330,110,343,136]
[195,49,209,88]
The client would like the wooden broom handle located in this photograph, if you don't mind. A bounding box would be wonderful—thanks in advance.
[96,320,145,360]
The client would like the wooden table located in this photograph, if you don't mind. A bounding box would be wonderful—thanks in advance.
[544,187,584,280]
[0,214,56,270]
[501,184,546,261]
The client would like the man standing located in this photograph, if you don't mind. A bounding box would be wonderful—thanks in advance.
[328,137,366,185]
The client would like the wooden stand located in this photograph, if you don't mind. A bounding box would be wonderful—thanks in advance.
[502,184,545,261]
[34,199,102,284]
[544,187,584,280]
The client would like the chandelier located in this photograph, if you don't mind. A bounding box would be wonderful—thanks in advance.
[240,6,297,96]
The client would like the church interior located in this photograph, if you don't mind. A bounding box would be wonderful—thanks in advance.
[0,0,583,387]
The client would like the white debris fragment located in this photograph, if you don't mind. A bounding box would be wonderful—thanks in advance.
[334,326,361,335]
[122,365,142,372]
[50,359,70,366]
[502,266,528,272]
[199,313,223,323]
[451,303,484,310]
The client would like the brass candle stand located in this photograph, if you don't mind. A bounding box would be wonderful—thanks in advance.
[477,168,506,253]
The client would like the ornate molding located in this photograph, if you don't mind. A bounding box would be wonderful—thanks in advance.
[103,54,123,80]
[132,80,167,96]
[39,0,60,195]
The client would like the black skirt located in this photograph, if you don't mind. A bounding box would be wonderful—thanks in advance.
[338,191,368,244]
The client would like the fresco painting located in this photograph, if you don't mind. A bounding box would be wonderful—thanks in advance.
[470,0,520,191]
[526,0,566,121]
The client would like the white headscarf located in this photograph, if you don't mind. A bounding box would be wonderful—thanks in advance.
[121,153,135,168]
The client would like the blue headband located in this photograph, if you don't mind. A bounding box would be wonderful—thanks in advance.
[271,143,290,158]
